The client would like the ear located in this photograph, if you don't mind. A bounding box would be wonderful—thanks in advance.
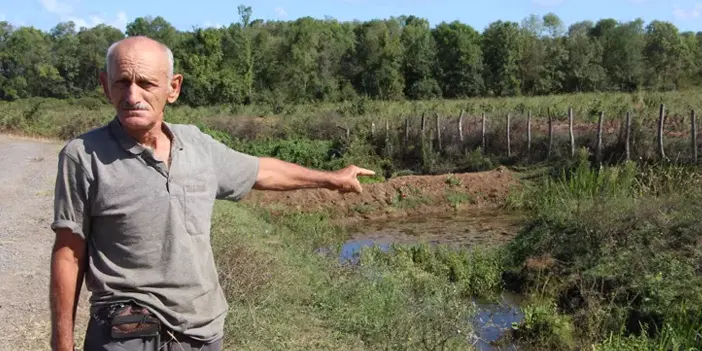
[167,74,183,103]
[99,71,111,101]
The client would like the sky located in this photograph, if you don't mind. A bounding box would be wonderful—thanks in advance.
[1,0,702,33]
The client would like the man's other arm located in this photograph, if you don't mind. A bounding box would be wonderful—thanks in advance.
[50,229,86,351]
[50,148,92,351]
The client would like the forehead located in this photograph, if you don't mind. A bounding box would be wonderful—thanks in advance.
[109,45,169,80]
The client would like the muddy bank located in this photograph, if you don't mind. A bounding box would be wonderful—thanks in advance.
[243,166,519,221]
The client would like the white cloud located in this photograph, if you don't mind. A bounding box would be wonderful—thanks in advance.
[532,0,565,7]
[274,7,288,18]
[673,3,702,19]
[115,11,128,29]
[39,0,127,30]
[40,0,73,16]
[203,21,224,28]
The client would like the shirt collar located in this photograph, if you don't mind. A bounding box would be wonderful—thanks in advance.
[109,116,183,155]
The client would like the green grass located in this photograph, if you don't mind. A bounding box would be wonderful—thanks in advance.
[209,201,505,350]
[502,149,702,350]
[206,145,702,350]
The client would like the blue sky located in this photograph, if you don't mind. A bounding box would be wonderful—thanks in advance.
[1,0,701,33]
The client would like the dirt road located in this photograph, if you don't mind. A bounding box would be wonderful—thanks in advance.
[0,134,90,351]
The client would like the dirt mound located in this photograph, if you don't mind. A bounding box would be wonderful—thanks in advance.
[243,166,519,221]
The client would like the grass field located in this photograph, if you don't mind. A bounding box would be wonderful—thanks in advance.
[3,89,702,177]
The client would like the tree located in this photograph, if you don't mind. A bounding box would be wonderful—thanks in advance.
[644,21,684,90]
[602,19,646,92]
[482,21,522,96]
[432,21,484,98]
[562,21,605,92]
[126,16,178,49]
[0,27,62,99]
[2,13,702,103]
[401,16,440,99]
[348,19,405,100]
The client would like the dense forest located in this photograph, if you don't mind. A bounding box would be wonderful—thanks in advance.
[1,6,701,107]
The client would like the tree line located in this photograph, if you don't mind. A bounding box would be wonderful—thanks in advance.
[1,6,701,107]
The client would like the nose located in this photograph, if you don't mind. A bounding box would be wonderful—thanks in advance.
[123,82,142,105]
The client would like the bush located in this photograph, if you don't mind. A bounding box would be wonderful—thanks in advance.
[504,156,702,348]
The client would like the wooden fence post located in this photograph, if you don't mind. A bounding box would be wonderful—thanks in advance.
[692,109,697,163]
[596,111,604,164]
[435,113,442,152]
[658,104,666,160]
[481,112,487,153]
[421,113,426,136]
[337,126,350,139]
[404,117,409,147]
[548,110,553,159]
[506,113,511,157]
[458,109,465,145]
[569,107,575,157]
[625,111,631,162]
[527,110,532,158]
[385,119,390,157]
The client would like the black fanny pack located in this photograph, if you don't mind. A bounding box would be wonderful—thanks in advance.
[108,304,161,339]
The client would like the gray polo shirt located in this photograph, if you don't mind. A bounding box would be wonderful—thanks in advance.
[51,117,260,342]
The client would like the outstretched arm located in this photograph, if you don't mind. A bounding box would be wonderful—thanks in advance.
[253,157,375,193]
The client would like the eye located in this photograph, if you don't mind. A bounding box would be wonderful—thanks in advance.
[139,80,157,88]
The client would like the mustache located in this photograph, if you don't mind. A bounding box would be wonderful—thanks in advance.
[120,102,150,110]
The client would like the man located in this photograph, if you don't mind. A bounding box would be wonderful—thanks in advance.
[49,36,374,351]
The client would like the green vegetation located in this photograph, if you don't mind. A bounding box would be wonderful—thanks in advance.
[2,90,700,349]
[209,202,505,350]
[3,87,701,180]
[202,142,702,350]
[2,10,702,106]
[504,149,702,350]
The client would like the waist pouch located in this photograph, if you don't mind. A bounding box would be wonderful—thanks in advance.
[109,304,161,339]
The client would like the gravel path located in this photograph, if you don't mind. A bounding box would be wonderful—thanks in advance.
[0,134,90,350]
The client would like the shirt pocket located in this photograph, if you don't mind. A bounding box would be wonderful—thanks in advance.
[183,182,215,236]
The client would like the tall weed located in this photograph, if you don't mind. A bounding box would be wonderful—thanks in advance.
[504,151,702,349]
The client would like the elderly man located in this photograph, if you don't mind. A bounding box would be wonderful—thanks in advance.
[49,36,374,351]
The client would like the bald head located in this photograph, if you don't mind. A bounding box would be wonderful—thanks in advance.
[106,36,174,82]
[99,35,183,134]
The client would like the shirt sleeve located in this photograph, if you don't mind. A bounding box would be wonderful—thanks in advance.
[201,132,260,201]
[51,150,93,240]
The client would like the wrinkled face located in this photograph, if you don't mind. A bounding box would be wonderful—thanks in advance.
[100,42,182,132]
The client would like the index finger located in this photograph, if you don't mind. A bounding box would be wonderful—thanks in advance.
[355,168,376,177]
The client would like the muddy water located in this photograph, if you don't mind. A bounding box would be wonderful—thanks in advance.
[335,209,526,350]
[340,208,523,263]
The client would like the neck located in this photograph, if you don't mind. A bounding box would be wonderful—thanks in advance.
[123,119,170,150]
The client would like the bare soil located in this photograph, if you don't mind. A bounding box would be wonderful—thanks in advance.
[0,134,91,351]
[243,166,520,222]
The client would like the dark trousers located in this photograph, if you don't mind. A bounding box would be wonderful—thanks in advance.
[82,307,223,351]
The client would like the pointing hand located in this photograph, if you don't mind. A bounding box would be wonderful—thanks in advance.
[330,165,376,194]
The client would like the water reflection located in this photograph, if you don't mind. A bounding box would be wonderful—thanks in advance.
[471,293,524,351]
[319,210,526,350]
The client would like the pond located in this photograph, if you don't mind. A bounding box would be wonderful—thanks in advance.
[324,209,527,350]
[338,208,523,264]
